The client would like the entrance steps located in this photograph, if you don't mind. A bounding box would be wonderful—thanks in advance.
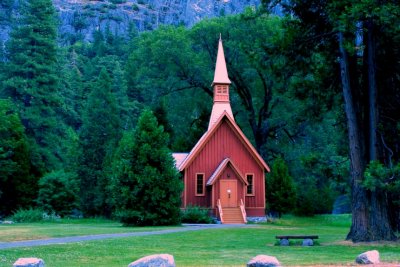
[221,207,245,224]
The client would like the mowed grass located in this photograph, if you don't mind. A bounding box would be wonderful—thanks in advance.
[0,215,399,267]
[0,218,177,242]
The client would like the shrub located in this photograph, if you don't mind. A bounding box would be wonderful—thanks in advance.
[181,205,213,224]
[294,176,336,216]
[11,208,44,223]
[266,157,296,217]
[37,170,79,217]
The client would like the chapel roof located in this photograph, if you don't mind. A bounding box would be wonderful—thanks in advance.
[212,36,231,86]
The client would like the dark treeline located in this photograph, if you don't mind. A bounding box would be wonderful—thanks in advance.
[0,0,399,241]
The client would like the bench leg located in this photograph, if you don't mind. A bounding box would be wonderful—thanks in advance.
[302,238,314,246]
[279,238,289,246]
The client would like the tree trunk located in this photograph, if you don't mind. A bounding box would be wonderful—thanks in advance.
[367,19,378,161]
[365,20,396,241]
[338,32,369,242]
[339,30,397,242]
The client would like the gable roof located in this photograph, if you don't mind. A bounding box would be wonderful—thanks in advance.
[208,101,234,130]
[207,158,248,186]
[178,112,270,172]
[172,153,189,169]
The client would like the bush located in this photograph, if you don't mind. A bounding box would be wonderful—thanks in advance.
[11,208,44,223]
[11,208,61,223]
[181,205,213,224]
[266,157,296,217]
[37,170,79,217]
[294,176,336,216]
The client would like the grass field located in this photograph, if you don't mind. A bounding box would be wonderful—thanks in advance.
[0,218,177,242]
[0,215,399,267]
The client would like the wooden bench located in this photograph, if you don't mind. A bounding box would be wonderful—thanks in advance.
[276,235,319,246]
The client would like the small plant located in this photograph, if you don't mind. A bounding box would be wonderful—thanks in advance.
[11,208,44,223]
[11,208,62,223]
[181,205,213,224]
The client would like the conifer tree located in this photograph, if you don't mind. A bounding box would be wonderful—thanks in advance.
[112,109,182,226]
[266,157,296,217]
[78,68,121,216]
[0,99,35,216]
[2,0,63,172]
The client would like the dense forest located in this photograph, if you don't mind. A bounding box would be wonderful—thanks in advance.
[0,0,399,241]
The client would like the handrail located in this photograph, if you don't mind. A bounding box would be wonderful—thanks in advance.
[240,199,247,223]
[217,199,224,223]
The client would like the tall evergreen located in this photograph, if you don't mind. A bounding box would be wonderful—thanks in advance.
[112,109,182,226]
[78,68,121,216]
[0,99,35,216]
[2,0,62,172]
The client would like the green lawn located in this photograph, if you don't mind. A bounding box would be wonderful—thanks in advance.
[0,218,177,242]
[0,215,399,267]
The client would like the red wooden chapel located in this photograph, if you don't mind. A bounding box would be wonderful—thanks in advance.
[173,37,270,223]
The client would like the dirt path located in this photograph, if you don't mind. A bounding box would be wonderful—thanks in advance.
[0,224,253,250]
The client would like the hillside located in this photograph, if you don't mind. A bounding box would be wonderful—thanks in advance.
[0,0,260,43]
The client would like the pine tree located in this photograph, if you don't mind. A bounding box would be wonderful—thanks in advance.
[0,99,35,216]
[2,0,63,172]
[112,109,182,226]
[266,157,296,218]
[78,68,121,216]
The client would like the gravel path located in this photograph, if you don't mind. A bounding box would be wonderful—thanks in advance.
[0,224,253,250]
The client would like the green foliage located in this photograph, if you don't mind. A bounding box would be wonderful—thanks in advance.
[11,208,44,223]
[364,161,400,229]
[294,175,338,217]
[112,109,182,226]
[11,208,61,223]
[2,0,65,172]
[364,161,400,192]
[181,205,213,224]
[37,170,79,217]
[78,68,121,216]
[266,157,296,217]
[0,99,35,216]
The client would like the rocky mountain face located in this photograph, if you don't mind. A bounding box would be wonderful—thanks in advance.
[0,0,260,44]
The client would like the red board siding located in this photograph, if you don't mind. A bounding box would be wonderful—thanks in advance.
[184,119,265,216]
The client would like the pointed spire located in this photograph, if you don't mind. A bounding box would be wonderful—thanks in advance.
[208,36,234,130]
[212,36,231,86]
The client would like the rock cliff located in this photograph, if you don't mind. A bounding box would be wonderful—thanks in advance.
[0,0,260,43]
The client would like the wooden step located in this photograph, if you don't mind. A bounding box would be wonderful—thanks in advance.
[221,207,245,224]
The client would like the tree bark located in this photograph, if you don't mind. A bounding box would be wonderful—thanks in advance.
[365,20,396,241]
[339,30,396,241]
[367,19,378,161]
[338,32,369,242]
